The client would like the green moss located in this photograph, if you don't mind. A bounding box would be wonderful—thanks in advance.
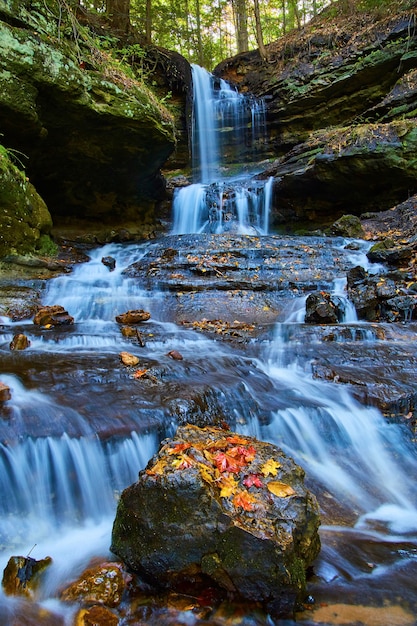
[0,144,53,257]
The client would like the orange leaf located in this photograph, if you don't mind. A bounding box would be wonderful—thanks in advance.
[226,435,250,445]
[167,442,191,455]
[260,459,281,477]
[232,490,258,511]
[267,481,296,498]
[133,368,148,379]
[214,451,242,474]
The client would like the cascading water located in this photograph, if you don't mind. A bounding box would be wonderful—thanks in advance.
[172,64,273,235]
[0,73,417,624]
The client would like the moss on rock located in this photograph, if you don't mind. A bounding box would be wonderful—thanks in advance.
[0,145,53,256]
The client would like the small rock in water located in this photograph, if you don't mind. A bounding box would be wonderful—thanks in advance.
[0,382,11,402]
[167,350,183,361]
[119,351,140,366]
[60,561,127,607]
[74,605,119,626]
[115,309,151,324]
[10,333,31,351]
[33,305,74,327]
[2,554,52,598]
[102,256,116,271]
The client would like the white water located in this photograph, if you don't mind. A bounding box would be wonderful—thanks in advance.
[173,64,273,235]
[0,241,417,621]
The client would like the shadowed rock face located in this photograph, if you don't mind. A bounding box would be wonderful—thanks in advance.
[0,0,175,236]
[214,7,417,229]
[111,424,321,617]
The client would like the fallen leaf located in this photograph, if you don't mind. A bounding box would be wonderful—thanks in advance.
[260,459,281,477]
[214,452,242,474]
[243,473,263,489]
[146,459,167,475]
[167,442,191,455]
[218,474,238,498]
[133,368,148,379]
[267,481,296,497]
[172,454,194,470]
[233,490,258,511]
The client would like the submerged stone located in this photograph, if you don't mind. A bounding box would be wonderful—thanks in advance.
[111,424,321,617]
[60,561,127,608]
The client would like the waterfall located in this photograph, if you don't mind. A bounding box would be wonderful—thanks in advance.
[172,64,272,235]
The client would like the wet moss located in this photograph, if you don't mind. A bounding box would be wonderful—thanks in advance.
[0,145,53,257]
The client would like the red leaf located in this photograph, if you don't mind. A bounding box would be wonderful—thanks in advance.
[243,473,263,489]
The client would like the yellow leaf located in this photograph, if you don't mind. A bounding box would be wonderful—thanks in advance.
[267,481,296,498]
[146,459,166,476]
[198,463,216,484]
[172,453,194,470]
[260,459,281,477]
[218,474,238,498]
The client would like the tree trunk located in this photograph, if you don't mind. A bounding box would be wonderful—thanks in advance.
[195,0,204,66]
[253,0,268,60]
[145,0,152,44]
[106,0,131,33]
[233,0,249,53]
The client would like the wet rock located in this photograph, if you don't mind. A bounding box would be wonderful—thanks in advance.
[328,215,365,238]
[119,351,140,367]
[60,561,127,608]
[2,554,52,598]
[10,333,31,351]
[0,382,11,402]
[111,424,321,617]
[167,350,183,360]
[115,310,151,324]
[74,605,119,626]
[33,305,74,327]
[305,291,344,324]
[367,239,415,265]
[102,256,116,271]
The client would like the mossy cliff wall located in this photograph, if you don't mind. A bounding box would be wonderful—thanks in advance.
[0,0,176,251]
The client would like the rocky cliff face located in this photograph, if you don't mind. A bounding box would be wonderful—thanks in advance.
[0,0,176,249]
[214,2,417,230]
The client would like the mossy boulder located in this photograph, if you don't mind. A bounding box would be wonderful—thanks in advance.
[111,424,321,617]
[0,145,53,256]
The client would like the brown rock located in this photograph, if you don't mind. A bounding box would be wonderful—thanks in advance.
[33,305,74,327]
[115,310,151,325]
[2,555,53,598]
[61,562,126,608]
[167,350,183,361]
[119,351,140,367]
[0,382,11,402]
[10,333,31,351]
[74,605,119,626]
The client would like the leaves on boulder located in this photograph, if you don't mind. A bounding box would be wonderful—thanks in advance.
[260,459,281,477]
[146,427,295,516]
[267,481,296,498]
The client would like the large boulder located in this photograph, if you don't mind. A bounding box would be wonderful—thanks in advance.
[0,0,175,238]
[111,424,321,617]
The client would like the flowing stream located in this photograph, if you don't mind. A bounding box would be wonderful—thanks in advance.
[0,66,416,625]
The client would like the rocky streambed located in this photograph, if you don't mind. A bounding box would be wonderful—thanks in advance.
[0,228,416,625]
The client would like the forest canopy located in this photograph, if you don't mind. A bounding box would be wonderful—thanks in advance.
[78,0,402,70]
